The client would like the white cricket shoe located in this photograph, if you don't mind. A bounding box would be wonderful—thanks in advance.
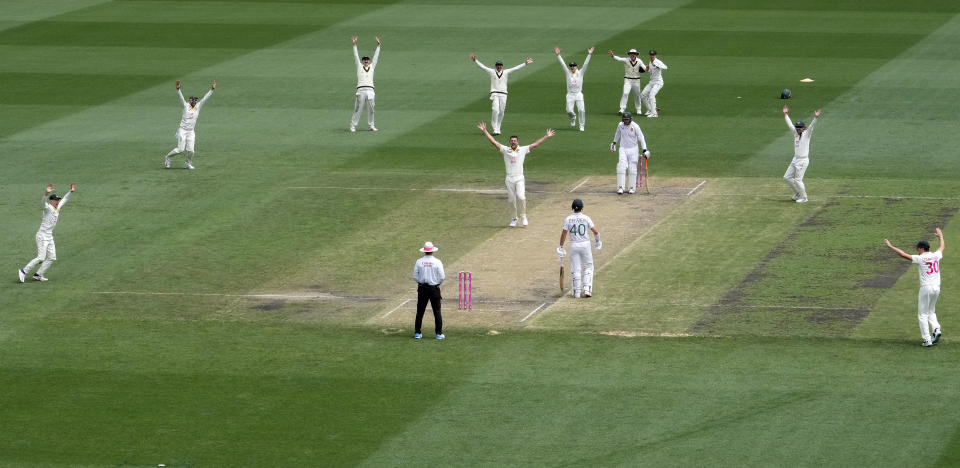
[33,274,48,282]
[628,188,636,194]
[617,187,624,194]
[509,218,518,227]
[584,287,592,298]
[922,340,934,347]
[521,215,528,227]
[18,269,26,283]
[570,115,577,127]
[349,126,356,132]
[791,192,801,201]
[796,197,808,203]
[579,126,585,132]
[933,328,942,344]
[370,126,378,132]
[164,157,171,168]
[184,163,195,170]
[436,334,445,340]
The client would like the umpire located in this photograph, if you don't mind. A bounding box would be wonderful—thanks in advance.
[413,241,445,340]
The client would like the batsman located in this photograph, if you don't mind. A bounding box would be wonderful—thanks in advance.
[557,199,601,298]
[610,112,650,194]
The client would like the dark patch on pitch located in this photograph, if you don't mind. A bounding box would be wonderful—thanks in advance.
[689,202,956,335]
[252,300,286,311]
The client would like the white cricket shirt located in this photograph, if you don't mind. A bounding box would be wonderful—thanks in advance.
[613,55,645,79]
[37,191,71,237]
[413,255,445,285]
[559,54,591,94]
[476,61,525,94]
[178,89,213,131]
[613,122,647,149]
[500,144,530,178]
[354,44,380,90]
[647,58,668,83]
[912,250,943,288]
[563,212,595,244]
[786,115,818,160]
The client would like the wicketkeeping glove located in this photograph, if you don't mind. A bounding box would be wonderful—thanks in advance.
[557,246,566,259]
[595,240,603,250]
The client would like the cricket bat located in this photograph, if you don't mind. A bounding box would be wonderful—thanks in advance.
[559,265,565,292]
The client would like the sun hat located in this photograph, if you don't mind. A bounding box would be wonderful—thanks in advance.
[420,242,438,252]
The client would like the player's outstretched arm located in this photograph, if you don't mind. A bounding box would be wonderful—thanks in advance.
[211,80,216,90]
[477,122,501,149]
[884,239,913,260]
[936,227,945,253]
[529,128,555,150]
[70,182,76,192]
[176,81,187,106]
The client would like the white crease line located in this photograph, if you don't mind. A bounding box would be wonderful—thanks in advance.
[520,303,547,323]
[700,193,960,201]
[383,299,412,317]
[569,177,590,193]
[687,180,706,196]
[287,186,694,197]
[92,291,379,301]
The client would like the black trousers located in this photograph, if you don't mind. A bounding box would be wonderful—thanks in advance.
[415,283,443,334]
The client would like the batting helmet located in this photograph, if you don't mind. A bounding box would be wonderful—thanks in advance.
[572,199,584,211]
[622,112,632,121]
[780,89,792,99]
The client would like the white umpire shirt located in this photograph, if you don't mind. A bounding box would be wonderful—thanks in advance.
[413,255,445,286]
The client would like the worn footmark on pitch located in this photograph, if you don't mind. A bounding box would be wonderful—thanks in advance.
[690,201,957,336]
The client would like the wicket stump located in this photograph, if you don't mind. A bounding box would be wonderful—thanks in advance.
[458,271,472,310]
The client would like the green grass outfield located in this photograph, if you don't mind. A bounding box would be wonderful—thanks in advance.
[2,0,960,466]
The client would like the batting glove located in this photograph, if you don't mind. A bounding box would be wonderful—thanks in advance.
[557,246,566,259]
[642,149,650,159]
[610,142,617,152]
[595,240,603,250]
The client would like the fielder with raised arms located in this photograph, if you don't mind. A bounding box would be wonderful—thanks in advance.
[19,183,75,283]
[782,105,823,203]
[608,48,646,115]
[557,199,601,298]
[165,80,215,170]
[555,46,594,131]
[885,228,946,347]
[610,112,650,194]
[477,121,555,227]
[350,36,381,132]
[470,54,533,135]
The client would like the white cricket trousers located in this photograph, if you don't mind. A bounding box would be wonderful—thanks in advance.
[918,285,941,342]
[569,241,594,297]
[617,146,640,191]
[351,89,375,129]
[640,81,663,116]
[505,175,526,219]
[619,79,643,114]
[23,232,56,276]
[565,92,585,128]
[783,157,809,200]
[490,93,507,134]
[167,128,197,165]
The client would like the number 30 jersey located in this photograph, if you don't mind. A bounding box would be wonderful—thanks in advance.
[912,250,943,288]
[563,213,595,244]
